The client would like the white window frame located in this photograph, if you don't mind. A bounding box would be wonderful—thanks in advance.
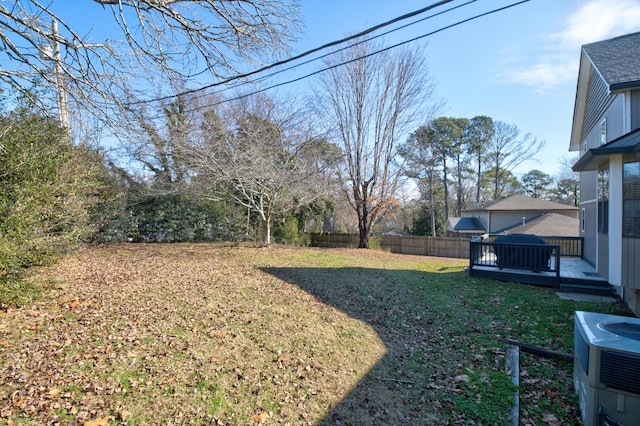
[581,208,586,233]
[599,118,607,146]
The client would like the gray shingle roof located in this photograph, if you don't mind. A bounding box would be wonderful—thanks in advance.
[453,217,485,231]
[573,127,640,171]
[503,213,579,237]
[582,32,640,91]
[465,194,577,212]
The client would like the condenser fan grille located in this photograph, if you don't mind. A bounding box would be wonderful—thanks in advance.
[600,350,640,394]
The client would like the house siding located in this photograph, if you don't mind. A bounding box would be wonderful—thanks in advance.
[572,33,640,315]
[579,170,598,265]
[582,67,613,142]
[622,238,640,314]
[580,95,625,154]
[598,231,610,279]
[632,89,640,130]
[622,154,640,304]
[582,202,597,265]
[623,237,640,290]
[578,92,626,271]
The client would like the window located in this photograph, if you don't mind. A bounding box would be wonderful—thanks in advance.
[581,208,586,233]
[598,166,609,234]
[623,161,640,238]
[582,140,588,154]
[599,119,607,145]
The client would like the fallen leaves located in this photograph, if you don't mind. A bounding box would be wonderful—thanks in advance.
[542,412,561,425]
[0,244,586,425]
[0,245,387,424]
[251,411,269,423]
[84,417,109,426]
[454,374,470,383]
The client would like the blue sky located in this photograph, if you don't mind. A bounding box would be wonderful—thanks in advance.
[38,0,640,179]
[291,0,640,178]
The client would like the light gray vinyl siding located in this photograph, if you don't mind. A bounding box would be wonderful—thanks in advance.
[623,154,640,290]
[579,96,625,154]
[606,98,626,140]
[579,170,598,265]
[580,170,598,201]
[582,67,613,141]
[489,212,541,233]
[583,203,597,265]
[623,237,640,290]
[598,233,609,279]
[632,90,640,131]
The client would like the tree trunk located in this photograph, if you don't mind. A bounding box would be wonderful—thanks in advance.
[476,154,482,205]
[358,202,370,248]
[428,172,436,237]
[442,156,449,221]
[494,165,500,200]
[260,217,271,247]
[358,226,370,248]
[456,155,463,216]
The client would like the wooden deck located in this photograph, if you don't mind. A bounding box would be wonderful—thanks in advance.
[468,256,612,295]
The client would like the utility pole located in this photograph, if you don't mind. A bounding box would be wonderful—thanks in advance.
[52,18,69,129]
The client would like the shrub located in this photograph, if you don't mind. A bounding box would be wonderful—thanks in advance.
[0,109,103,272]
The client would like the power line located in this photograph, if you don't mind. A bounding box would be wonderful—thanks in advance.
[181,0,479,102]
[186,0,532,112]
[129,0,456,106]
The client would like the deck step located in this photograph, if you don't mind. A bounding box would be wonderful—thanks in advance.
[559,282,613,297]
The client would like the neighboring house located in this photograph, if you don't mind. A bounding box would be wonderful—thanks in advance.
[569,32,640,314]
[447,194,578,237]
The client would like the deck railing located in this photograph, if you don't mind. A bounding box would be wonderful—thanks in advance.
[482,235,583,258]
[469,237,562,284]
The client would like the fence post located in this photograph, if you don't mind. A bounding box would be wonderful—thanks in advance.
[555,247,561,286]
[469,239,475,272]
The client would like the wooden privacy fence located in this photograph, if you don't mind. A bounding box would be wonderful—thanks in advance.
[310,234,471,259]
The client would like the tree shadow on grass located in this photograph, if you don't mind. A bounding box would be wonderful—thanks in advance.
[262,266,477,425]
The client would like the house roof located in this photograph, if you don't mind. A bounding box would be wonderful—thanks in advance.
[582,32,640,92]
[573,127,640,171]
[452,217,485,232]
[464,194,577,213]
[570,32,640,151]
[503,213,579,237]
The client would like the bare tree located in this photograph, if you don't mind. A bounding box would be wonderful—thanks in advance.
[485,121,544,200]
[553,155,580,206]
[315,37,438,248]
[186,94,328,246]
[0,1,301,125]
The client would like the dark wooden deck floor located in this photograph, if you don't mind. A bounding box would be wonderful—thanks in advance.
[468,257,612,295]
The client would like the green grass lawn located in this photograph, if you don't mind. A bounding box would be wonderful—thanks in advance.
[0,244,632,425]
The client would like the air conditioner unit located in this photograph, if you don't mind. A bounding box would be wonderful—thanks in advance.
[574,311,640,426]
